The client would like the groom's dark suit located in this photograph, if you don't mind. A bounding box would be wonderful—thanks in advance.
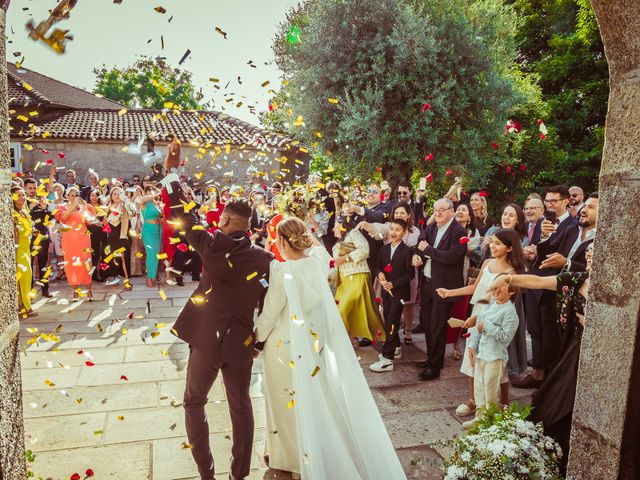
[166,180,273,480]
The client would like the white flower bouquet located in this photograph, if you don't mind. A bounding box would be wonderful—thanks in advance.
[442,404,563,479]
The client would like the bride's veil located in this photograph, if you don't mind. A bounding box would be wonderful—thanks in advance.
[281,247,406,480]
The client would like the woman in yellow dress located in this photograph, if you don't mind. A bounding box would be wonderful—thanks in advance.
[331,215,385,345]
[12,186,36,317]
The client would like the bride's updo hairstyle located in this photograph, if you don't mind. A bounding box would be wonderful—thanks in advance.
[278,217,314,251]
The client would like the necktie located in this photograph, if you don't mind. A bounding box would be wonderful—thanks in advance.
[528,223,535,242]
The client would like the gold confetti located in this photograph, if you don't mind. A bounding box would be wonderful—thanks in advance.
[261,80,270,87]
[157,253,168,260]
[328,98,339,104]
[289,360,295,369]
[311,366,320,377]
[117,415,125,421]
[287,399,295,409]
[121,328,128,336]
[243,335,253,347]
[159,290,167,301]
[181,442,193,449]
[117,108,128,116]
[154,6,167,14]
[155,322,167,329]
[246,271,257,281]
[150,332,161,338]
[94,430,104,436]
[44,380,55,387]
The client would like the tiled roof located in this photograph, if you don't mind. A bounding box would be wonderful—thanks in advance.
[10,108,296,149]
[7,63,126,109]
[7,63,300,150]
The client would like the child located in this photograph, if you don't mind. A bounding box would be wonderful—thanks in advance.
[369,219,414,372]
[464,275,519,428]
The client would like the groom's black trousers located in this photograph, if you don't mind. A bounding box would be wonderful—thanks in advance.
[184,345,254,480]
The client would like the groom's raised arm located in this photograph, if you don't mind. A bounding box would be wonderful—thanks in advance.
[161,175,218,257]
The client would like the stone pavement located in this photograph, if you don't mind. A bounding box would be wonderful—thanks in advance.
[20,277,534,479]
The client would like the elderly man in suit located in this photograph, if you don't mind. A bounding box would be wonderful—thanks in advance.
[413,198,467,381]
[163,176,273,480]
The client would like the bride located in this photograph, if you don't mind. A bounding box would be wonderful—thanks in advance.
[256,217,406,480]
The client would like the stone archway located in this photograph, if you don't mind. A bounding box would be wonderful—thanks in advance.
[567,1,640,479]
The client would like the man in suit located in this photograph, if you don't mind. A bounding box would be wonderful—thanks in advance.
[63,168,91,200]
[538,193,598,273]
[524,196,544,245]
[163,176,273,480]
[514,185,578,389]
[397,180,425,227]
[347,183,394,272]
[369,219,415,372]
[23,178,52,298]
[413,198,467,381]
[249,190,268,247]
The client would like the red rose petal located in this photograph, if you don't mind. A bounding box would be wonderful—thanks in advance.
[446,169,453,176]
[422,102,431,112]
[505,165,511,174]
[383,264,392,273]
[375,297,382,304]
[85,361,95,367]
[86,469,95,477]
[491,142,499,150]
[70,473,80,480]
[537,118,543,126]
[120,375,128,381]
[127,311,135,320]
[100,262,110,271]
[462,333,471,338]
[41,149,49,154]
[57,152,65,159]
[102,224,111,234]
[45,159,54,165]
[176,243,188,253]
[459,236,470,244]
[77,350,84,355]
[329,259,336,269]
[426,173,433,183]
[520,164,527,171]
[539,133,546,140]
[418,218,425,225]
[479,190,488,198]
[424,153,434,162]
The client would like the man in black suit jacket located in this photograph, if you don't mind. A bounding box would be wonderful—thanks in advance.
[163,176,273,480]
[347,183,394,271]
[515,185,578,389]
[369,219,415,372]
[538,193,598,273]
[413,198,467,381]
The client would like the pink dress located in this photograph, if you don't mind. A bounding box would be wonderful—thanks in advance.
[55,204,95,286]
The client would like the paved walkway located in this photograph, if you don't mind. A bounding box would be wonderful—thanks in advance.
[20,277,533,479]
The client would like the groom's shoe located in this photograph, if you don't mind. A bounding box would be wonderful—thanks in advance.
[419,367,440,381]
[416,360,429,369]
[370,358,394,372]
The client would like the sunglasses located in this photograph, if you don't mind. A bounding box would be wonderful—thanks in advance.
[398,191,410,196]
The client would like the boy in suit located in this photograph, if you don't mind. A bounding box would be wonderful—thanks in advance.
[369,219,414,372]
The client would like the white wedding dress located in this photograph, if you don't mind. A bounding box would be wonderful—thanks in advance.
[256,247,406,480]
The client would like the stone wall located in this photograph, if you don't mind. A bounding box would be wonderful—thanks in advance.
[17,140,309,186]
[567,1,640,478]
[0,8,27,480]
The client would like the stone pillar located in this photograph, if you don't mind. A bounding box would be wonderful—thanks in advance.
[0,4,28,480]
[567,1,640,479]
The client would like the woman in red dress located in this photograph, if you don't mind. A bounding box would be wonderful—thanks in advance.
[198,186,225,234]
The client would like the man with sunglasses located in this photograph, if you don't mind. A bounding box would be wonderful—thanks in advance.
[568,186,585,218]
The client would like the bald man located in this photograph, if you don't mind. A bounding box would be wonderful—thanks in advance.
[568,186,584,218]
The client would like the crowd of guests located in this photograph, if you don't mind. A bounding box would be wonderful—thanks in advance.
[11,162,595,471]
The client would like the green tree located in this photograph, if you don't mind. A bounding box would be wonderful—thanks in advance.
[510,0,607,193]
[93,56,206,110]
[267,0,540,191]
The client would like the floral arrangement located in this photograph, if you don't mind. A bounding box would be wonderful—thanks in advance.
[442,404,563,480]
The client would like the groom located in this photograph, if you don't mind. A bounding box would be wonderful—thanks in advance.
[163,177,273,480]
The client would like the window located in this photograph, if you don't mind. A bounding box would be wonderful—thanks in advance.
[9,143,22,173]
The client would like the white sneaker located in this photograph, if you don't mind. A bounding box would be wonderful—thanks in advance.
[462,417,480,430]
[378,349,401,361]
[369,358,394,372]
[455,401,476,417]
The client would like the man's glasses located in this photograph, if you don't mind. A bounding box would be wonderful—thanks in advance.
[397,191,410,196]
[570,193,580,197]
[367,189,380,194]
[544,198,566,205]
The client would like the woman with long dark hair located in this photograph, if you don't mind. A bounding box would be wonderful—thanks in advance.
[437,228,527,424]
[103,187,136,289]
[87,189,107,282]
[478,203,529,260]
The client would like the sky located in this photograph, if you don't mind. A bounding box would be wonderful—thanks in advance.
[6,0,300,125]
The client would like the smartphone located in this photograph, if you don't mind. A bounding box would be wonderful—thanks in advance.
[543,210,556,223]
[419,177,427,190]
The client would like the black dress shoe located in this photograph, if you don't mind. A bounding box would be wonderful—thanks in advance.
[419,367,440,381]
[416,360,429,369]
[411,324,425,334]
[192,274,201,282]
[512,374,543,389]
[358,338,373,347]
[176,276,184,287]
[42,291,53,298]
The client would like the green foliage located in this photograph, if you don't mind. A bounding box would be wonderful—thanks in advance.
[511,0,608,195]
[268,0,540,192]
[93,56,206,110]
